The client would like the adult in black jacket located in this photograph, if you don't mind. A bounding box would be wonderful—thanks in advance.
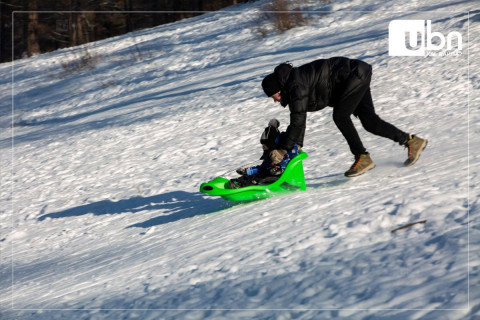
[261,57,427,177]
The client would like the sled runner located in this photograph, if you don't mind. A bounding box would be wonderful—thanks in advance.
[200,151,308,201]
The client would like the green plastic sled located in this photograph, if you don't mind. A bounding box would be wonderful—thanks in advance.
[199,151,308,201]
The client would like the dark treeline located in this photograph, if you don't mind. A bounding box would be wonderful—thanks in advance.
[0,0,250,62]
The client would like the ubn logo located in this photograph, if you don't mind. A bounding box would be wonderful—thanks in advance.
[388,20,462,56]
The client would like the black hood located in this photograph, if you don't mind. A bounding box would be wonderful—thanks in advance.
[273,62,293,88]
[273,62,293,107]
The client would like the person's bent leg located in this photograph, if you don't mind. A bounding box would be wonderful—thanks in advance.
[355,88,428,166]
[355,88,410,144]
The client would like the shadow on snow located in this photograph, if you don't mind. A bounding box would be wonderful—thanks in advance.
[38,191,233,228]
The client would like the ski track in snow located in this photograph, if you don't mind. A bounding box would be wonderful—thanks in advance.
[1,0,479,319]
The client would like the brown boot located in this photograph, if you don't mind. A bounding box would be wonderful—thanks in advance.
[404,135,428,166]
[345,153,376,177]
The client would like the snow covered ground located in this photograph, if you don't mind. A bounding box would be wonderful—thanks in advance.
[1,0,479,319]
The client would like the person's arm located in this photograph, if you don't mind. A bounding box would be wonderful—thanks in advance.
[279,98,308,151]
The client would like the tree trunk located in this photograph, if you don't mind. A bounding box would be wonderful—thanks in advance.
[27,0,40,56]
[0,2,6,61]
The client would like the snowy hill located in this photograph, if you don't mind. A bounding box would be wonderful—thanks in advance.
[1,0,479,319]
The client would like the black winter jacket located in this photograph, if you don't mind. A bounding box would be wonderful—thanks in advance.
[273,57,372,150]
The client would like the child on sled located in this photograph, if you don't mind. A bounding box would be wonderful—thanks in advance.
[229,119,299,189]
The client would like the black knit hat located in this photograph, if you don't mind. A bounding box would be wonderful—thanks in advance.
[262,73,281,97]
[260,119,280,149]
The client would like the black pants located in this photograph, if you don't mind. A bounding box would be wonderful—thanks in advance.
[332,67,409,156]
[231,175,279,188]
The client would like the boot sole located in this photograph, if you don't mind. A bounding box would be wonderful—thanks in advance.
[345,162,376,177]
[404,140,428,167]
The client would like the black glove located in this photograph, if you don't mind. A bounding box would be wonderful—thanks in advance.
[236,168,247,176]
[269,165,283,176]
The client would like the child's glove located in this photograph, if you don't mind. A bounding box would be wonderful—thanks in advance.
[236,168,247,175]
[270,165,283,176]
[269,149,287,165]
